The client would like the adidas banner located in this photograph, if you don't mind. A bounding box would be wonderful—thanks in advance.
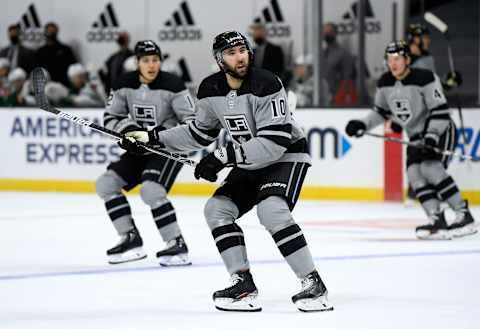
[1,0,404,87]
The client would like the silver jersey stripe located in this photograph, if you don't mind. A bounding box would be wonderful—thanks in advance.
[153,209,176,221]
[257,130,292,139]
[214,232,244,243]
[275,231,303,247]
[107,204,130,215]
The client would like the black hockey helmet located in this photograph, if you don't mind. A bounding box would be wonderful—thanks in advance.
[134,40,162,59]
[406,23,429,43]
[212,31,253,68]
[384,40,410,59]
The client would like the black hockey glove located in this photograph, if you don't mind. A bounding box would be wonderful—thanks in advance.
[118,127,148,155]
[194,142,240,182]
[345,120,366,137]
[420,133,440,160]
[118,126,166,155]
[443,71,463,90]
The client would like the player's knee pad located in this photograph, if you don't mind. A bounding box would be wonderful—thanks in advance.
[96,170,125,200]
[406,164,427,190]
[257,196,294,233]
[204,196,239,230]
[420,160,448,184]
[140,181,167,207]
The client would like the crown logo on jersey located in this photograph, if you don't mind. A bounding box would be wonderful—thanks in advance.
[252,0,290,38]
[337,0,382,35]
[86,3,121,42]
[18,4,43,43]
[158,1,202,41]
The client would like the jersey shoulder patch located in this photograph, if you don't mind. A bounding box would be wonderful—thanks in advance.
[241,68,282,97]
[197,71,230,99]
[112,71,141,91]
[148,71,186,93]
[376,71,396,88]
[403,68,435,87]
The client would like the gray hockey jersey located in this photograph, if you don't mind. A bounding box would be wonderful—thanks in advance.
[157,68,311,170]
[362,68,451,139]
[104,70,194,134]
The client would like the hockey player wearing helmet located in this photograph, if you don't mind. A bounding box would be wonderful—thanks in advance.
[346,41,476,240]
[96,40,195,266]
[120,31,333,313]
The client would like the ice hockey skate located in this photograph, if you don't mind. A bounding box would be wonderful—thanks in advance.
[156,235,191,266]
[415,211,450,240]
[449,201,478,238]
[292,271,334,312]
[213,270,262,312]
[107,228,147,264]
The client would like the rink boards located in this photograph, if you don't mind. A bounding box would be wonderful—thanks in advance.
[0,108,479,203]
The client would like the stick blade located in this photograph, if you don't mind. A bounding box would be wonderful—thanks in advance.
[424,12,448,34]
[31,67,50,109]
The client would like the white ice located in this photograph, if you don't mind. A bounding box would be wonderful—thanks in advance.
[0,192,479,329]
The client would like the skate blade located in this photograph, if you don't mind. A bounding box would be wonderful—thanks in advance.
[450,223,478,238]
[214,293,262,312]
[158,253,192,267]
[294,295,334,312]
[416,229,451,240]
[108,247,147,264]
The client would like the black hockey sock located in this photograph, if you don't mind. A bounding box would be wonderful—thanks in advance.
[435,176,460,201]
[211,223,249,273]
[212,223,246,254]
[272,224,315,278]
[105,195,134,234]
[151,201,177,231]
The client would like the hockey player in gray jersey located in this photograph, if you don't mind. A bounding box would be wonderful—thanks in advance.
[96,40,194,266]
[346,41,476,240]
[121,31,333,313]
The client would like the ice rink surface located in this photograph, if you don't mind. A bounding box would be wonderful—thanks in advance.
[1,191,479,329]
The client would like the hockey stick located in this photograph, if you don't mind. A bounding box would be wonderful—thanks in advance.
[363,132,478,161]
[424,12,469,156]
[31,67,196,167]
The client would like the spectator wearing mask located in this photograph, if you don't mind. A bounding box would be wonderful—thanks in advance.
[323,22,355,105]
[99,31,133,93]
[287,54,330,107]
[0,24,36,73]
[0,58,10,99]
[67,63,105,107]
[249,23,285,79]
[0,68,27,106]
[36,22,77,87]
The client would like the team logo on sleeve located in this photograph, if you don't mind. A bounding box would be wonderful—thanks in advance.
[133,104,157,127]
[224,114,253,144]
[392,99,412,123]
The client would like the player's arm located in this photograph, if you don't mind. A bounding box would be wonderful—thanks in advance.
[154,97,221,153]
[170,80,196,124]
[423,74,451,141]
[345,86,391,137]
[103,88,142,134]
[240,86,292,164]
[124,96,221,153]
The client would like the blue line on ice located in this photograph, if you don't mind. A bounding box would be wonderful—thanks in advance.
[1,249,479,282]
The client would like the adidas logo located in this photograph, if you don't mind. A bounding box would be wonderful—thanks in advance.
[337,0,381,34]
[87,3,121,42]
[252,0,290,38]
[18,4,43,43]
[158,1,202,41]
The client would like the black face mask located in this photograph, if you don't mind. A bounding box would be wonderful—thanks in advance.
[45,32,58,42]
[253,37,265,45]
[10,35,19,45]
[324,34,335,44]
